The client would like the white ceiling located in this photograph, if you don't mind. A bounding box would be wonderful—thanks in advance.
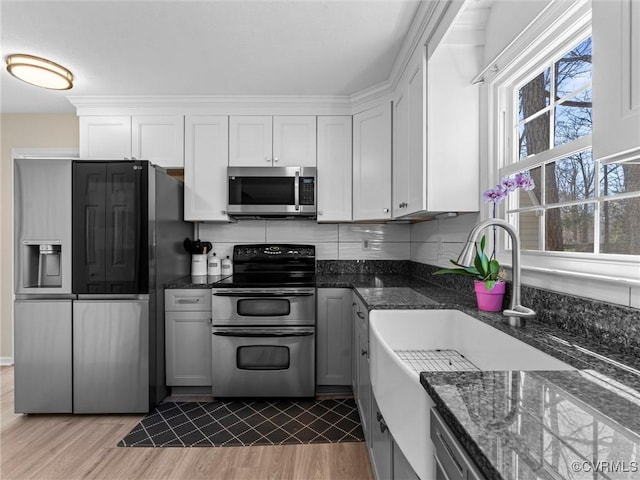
[0,0,422,113]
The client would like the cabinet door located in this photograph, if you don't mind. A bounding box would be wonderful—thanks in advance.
[393,89,410,218]
[317,116,353,222]
[132,115,184,168]
[354,296,371,442]
[316,288,353,386]
[184,115,230,221]
[79,115,132,159]
[14,300,72,413]
[407,60,427,215]
[273,116,317,167]
[593,0,640,163]
[229,116,273,166]
[371,395,393,480]
[165,311,212,386]
[353,104,392,221]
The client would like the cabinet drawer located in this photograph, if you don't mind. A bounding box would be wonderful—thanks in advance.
[165,289,211,311]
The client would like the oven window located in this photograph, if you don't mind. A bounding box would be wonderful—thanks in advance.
[237,298,290,316]
[237,345,290,370]
[228,177,295,205]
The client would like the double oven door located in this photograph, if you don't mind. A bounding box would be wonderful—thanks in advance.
[211,287,316,397]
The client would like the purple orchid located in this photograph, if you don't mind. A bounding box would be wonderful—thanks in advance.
[500,176,518,192]
[482,185,507,203]
[515,173,536,191]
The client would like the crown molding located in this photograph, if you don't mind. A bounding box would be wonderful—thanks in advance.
[68,94,354,116]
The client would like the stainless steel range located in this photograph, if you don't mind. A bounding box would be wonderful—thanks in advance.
[211,244,316,397]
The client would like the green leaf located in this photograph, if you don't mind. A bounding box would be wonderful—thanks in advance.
[489,259,500,279]
[484,279,496,290]
[480,235,486,255]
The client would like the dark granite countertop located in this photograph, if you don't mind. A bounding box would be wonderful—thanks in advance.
[166,271,640,480]
[421,370,640,480]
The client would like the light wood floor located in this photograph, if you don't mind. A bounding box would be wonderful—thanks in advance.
[1,367,374,480]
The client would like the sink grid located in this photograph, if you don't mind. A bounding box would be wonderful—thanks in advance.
[394,349,480,372]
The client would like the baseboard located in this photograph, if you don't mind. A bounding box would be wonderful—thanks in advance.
[0,357,14,366]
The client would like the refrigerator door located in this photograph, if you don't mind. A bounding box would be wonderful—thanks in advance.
[14,158,72,295]
[72,161,149,294]
[73,300,149,413]
[14,300,72,413]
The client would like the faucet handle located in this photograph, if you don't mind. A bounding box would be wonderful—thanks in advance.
[503,305,536,318]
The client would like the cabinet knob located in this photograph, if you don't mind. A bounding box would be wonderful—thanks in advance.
[383,208,389,213]
[265,157,271,162]
[361,349,368,356]
[273,157,279,162]
[318,210,323,216]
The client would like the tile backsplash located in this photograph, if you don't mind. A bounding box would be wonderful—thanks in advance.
[198,220,411,260]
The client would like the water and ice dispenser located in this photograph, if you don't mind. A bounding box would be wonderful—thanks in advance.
[22,241,63,288]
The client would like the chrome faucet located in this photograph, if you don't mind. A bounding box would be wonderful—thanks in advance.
[457,218,535,326]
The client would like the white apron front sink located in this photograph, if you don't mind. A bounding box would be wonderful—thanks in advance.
[369,309,574,480]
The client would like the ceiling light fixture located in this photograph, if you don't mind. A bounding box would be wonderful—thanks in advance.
[6,54,73,90]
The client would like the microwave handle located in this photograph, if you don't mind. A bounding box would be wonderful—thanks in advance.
[294,170,300,211]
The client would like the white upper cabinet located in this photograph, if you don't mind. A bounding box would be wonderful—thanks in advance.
[317,116,353,222]
[228,116,273,166]
[79,115,185,168]
[131,115,185,168]
[392,43,479,219]
[79,116,132,160]
[393,82,410,218]
[184,115,231,222]
[273,116,317,167]
[229,115,316,167]
[425,43,479,213]
[394,60,426,219]
[593,0,640,163]
[353,103,392,221]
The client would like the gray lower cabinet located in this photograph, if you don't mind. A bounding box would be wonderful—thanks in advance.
[352,292,420,480]
[316,288,353,386]
[353,293,372,443]
[371,395,393,480]
[165,289,212,387]
[73,300,149,414]
[14,300,73,413]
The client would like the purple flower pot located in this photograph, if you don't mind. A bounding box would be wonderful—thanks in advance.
[474,280,506,312]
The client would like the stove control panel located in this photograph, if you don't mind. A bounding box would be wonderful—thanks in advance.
[233,244,315,261]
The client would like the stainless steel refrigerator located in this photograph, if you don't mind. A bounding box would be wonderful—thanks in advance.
[14,158,190,413]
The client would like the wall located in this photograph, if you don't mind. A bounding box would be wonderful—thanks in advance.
[0,113,79,363]
[198,221,411,261]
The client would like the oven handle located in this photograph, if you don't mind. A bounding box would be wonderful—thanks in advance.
[212,330,315,337]
[212,291,315,297]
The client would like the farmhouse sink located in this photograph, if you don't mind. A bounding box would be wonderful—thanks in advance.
[369,309,574,480]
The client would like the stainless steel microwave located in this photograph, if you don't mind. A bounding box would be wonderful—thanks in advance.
[226,166,316,218]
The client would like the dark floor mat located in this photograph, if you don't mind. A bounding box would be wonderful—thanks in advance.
[118,398,364,447]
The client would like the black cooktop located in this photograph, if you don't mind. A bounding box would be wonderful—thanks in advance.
[215,244,316,288]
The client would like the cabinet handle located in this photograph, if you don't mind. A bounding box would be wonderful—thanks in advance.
[176,298,200,304]
[361,349,368,356]
[377,412,388,433]
[356,311,365,319]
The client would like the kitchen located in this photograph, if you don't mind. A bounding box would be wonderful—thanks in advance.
[2,0,640,479]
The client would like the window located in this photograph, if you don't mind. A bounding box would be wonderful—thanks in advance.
[499,34,640,258]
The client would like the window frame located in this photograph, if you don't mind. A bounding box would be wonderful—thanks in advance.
[487,5,640,285]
